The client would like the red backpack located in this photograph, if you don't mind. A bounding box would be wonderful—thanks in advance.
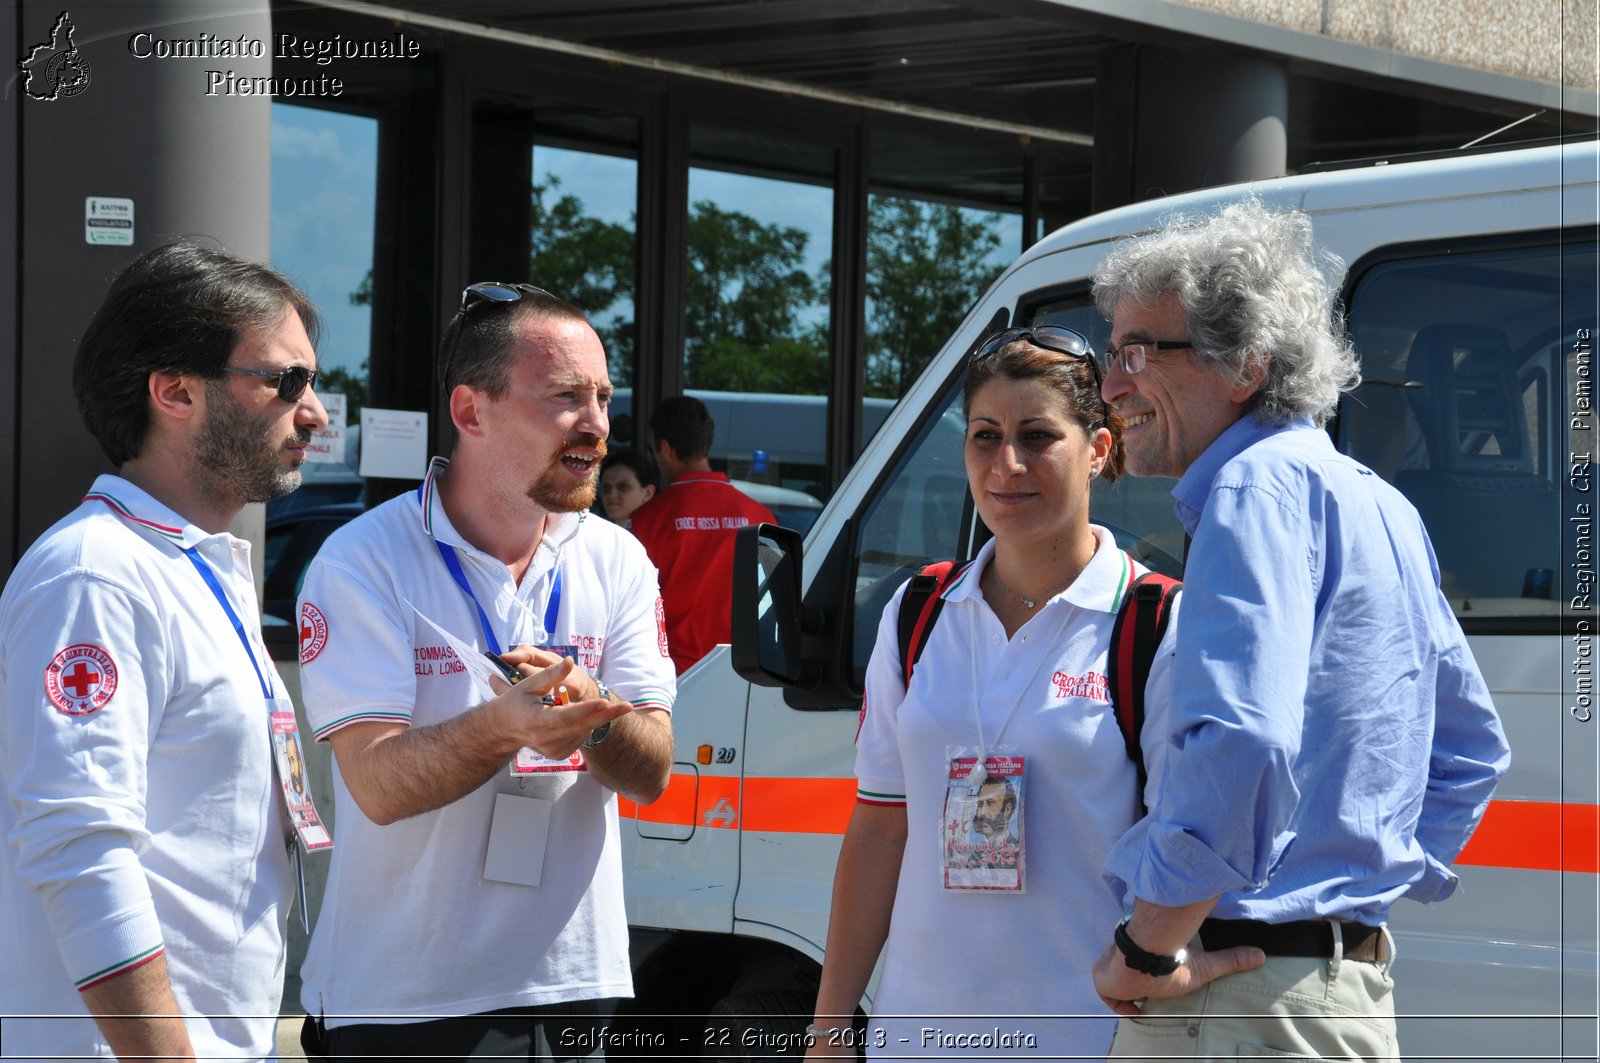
[895,555,1180,810]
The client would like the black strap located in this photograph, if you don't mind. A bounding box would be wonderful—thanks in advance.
[896,561,968,684]
[1106,570,1181,813]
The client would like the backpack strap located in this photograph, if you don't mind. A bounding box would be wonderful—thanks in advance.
[896,560,974,686]
[895,554,1178,814]
[1107,562,1182,812]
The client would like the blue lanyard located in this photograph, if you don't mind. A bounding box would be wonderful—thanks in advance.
[417,486,562,653]
[433,542,562,654]
[181,546,275,702]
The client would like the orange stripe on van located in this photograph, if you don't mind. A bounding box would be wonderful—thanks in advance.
[623,780,1599,874]
[619,774,854,832]
[740,777,857,834]
[618,774,738,824]
[1456,799,1599,874]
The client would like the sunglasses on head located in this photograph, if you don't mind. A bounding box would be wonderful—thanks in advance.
[439,281,556,389]
[970,325,1104,390]
[458,281,554,314]
[222,364,318,404]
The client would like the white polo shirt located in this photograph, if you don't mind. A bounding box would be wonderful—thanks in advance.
[855,525,1179,1059]
[0,476,294,1060]
[297,457,676,1026]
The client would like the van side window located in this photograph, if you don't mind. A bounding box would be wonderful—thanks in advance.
[850,373,971,678]
[1340,238,1596,621]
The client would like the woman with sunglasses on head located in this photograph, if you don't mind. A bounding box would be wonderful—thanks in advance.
[806,328,1182,1061]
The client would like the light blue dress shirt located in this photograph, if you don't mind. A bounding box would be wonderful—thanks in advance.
[1104,415,1511,925]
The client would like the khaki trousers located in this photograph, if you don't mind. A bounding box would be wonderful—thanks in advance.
[1109,926,1398,1061]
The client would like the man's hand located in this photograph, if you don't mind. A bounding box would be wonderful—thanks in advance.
[1092,939,1265,1017]
[489,651,631,762]
[332,652,629,826]
[497,644,673,803]
[500,644,607,701]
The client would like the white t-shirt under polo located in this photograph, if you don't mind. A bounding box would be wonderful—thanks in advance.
[855,526,1178,1060]
[297,458,675,1027]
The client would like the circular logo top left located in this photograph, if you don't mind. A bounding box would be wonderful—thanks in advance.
[45,644,119,715]
[299,602,329,665]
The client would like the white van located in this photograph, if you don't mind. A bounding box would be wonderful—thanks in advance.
[614,139,1600,1061]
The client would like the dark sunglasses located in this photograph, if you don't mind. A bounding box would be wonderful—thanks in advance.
[440,281,556,389]
[971,325,1104,391]
[222,364,318,404]
[459,281,554,314]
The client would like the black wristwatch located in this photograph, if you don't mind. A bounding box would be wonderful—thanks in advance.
[1114,915,1187,976]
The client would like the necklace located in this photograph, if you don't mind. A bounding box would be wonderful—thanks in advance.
[989,567,1075,610]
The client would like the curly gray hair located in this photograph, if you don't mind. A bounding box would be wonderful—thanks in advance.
[1091,198,1360,426]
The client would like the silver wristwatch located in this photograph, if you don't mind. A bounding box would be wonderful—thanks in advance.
[585,680,613,748]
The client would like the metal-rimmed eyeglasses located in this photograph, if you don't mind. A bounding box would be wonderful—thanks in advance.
[1101,338,1192,376]
[440,281,556,390]
[222,364,318,404]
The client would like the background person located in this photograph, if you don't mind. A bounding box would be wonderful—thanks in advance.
[628,395,775,674]
[1087,200,1510,1060]
[806,329,1234,1059]
[0,241,328,1060]
[295,282,674,1059]
[598,448,659,525]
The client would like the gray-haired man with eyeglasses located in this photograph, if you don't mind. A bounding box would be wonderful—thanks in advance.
[1087,200,1509,1060]
[0,241,329,1060]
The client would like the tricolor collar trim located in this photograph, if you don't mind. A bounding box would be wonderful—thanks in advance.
[84,492,185,542]
[418,455,451,541]
[83,478,211,549]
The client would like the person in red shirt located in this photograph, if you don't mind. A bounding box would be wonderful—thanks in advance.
[628,396,776,673]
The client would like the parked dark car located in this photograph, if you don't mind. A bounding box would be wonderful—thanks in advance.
[262,502,364,658]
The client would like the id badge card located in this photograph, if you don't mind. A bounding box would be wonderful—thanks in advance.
[484,792,553,887]
[509,644,586,777]
[941,752,1025,892]
[270,705,332,852]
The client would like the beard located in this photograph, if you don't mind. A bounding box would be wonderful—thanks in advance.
[973,811,1009,837]
[194,381,309,504]
[527,434,608,513]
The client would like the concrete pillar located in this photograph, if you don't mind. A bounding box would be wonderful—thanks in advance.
[1094,45,1288,211]
[14,1,273,555]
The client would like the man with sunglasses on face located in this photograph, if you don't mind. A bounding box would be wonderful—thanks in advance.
[295,283,674,1058]
[1086,201,1509,1060]
[0,242,329,1061]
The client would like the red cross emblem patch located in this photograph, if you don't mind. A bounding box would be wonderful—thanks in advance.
[45,644,118,716]
[655,596,669,658]
[299,602,329,665]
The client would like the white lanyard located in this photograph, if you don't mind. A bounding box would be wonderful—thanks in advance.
[963,550,1131,786]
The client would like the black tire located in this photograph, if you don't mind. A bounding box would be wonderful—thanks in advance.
[700,990,815,1062]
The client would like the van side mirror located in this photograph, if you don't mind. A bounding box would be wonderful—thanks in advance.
[731,523,815,687]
